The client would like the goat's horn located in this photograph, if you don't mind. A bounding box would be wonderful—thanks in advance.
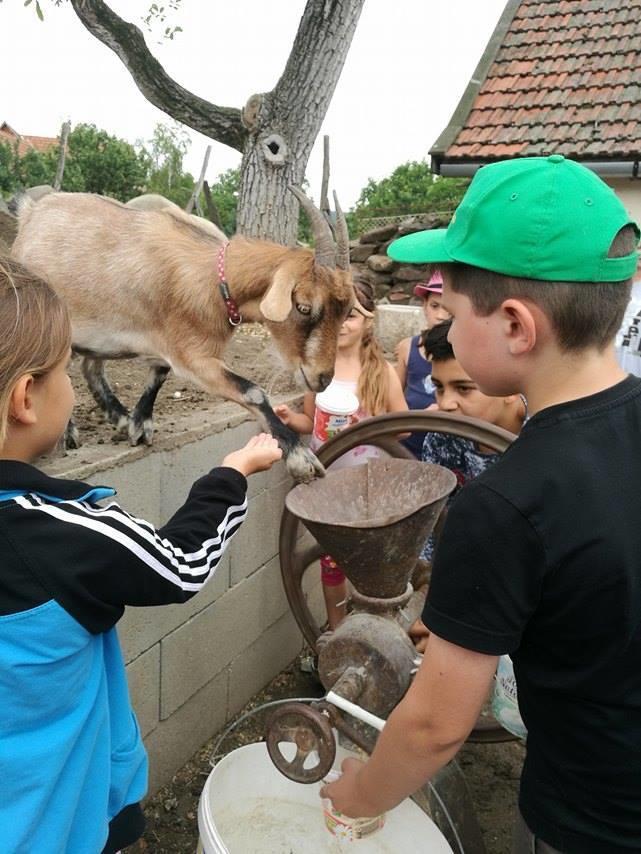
[288,185,336,269]
[333,191,350,271]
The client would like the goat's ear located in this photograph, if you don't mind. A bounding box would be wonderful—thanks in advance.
[259,267,295,322]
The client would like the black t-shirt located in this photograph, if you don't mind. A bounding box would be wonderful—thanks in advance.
[423,375,641,854]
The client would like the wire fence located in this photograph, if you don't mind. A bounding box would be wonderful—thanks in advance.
[355,209,456,233]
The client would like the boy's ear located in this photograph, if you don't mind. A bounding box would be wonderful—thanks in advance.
[499,299,539,355]
[9,375,38,426]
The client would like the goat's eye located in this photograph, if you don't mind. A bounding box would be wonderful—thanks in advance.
[296,303,312,316]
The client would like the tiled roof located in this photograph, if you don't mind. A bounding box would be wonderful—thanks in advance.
[431,0,641,167]
[0,123,59,157]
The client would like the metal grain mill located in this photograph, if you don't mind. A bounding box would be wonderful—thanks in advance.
[265,413,517,854]
[266,454,455,779]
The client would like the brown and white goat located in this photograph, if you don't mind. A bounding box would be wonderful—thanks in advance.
[11,189,354,481]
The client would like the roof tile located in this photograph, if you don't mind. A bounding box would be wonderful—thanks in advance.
[439,0,641,163]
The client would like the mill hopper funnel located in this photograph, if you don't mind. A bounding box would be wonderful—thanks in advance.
[285,459,456,598]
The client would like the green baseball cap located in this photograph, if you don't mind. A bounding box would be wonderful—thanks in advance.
[388,155,640,282]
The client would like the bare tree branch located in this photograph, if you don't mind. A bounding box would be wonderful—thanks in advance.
[69,0,246,151]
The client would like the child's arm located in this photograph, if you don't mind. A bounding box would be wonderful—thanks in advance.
[385,362,410,439]
[273,392,315,435]
[394,337,411,389]
[385,362,409,414]
[320,633,498,817]
[7,434,282,632]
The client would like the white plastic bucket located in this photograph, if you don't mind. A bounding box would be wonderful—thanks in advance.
[197,741,453,853]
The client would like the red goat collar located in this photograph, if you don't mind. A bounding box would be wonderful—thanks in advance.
[217,243,242,326]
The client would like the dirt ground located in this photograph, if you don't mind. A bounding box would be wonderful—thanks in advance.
[128,655,524,854]
[66,327,524,853]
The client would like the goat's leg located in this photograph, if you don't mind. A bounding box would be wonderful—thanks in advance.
[224,369,324,482]
[174,356,324,482]
[128,365,171,446]
[65,416,81,450]
[81,356,129,432]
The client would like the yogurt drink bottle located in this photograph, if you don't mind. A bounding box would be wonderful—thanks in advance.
[312,380,359,446]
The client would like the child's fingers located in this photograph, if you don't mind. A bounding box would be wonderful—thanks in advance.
[254,432,277,445]
[246,432,273,446]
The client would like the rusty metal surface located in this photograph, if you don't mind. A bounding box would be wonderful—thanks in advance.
[286,458,456,598]
[350,584,413,613]
[317,613,417,716]
[279,411,514,647]
[265,702,335,784]
[278,411,518,744]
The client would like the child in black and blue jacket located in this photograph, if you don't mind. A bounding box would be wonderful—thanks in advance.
[0,256,282,854]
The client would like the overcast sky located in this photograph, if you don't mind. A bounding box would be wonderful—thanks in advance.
[2,0,507,208]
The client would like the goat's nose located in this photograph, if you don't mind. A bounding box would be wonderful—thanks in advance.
[318,372,333,391]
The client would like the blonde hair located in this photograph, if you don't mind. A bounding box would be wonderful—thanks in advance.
[0,256,71,447]
[353,277,388,416]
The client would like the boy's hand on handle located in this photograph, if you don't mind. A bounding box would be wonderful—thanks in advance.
[222,433,282,477]
[319,757,381,818]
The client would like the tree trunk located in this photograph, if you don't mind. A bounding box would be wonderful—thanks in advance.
[68,0,365,243]
[237,0,365,242]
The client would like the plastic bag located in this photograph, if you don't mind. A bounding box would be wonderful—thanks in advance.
[491,655,527,740]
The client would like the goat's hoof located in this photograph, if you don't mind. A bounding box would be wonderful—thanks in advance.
[128,420,144,446]
[128,417,154,446]
[286,446,325,483]
[65,424,81,450]
[115,414,129,434]
[142,420,154,446]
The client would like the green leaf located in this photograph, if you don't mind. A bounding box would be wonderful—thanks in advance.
[35,0,43,20]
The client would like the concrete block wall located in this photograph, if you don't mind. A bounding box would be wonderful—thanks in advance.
[45,398,325,794]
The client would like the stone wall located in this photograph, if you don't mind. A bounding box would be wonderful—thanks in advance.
[349,214,449,304]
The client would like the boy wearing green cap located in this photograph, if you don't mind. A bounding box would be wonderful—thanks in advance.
[320,156,641,853]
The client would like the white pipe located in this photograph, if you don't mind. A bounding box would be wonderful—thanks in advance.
[325,690,386,732]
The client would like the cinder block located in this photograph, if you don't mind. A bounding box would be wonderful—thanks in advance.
[229,479,290,585]
[245,457,291,499]
[160,597,235,720]
[126,645,160,738]
[144,668,229,795]
[95,452,163,526]
[159,421,257,519]
[227,611,304,716]
[118,548,231,664]
[160,555,293,719]
[241,554,289,631]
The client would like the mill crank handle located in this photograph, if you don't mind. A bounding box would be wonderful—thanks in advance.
[325,690,386,732]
